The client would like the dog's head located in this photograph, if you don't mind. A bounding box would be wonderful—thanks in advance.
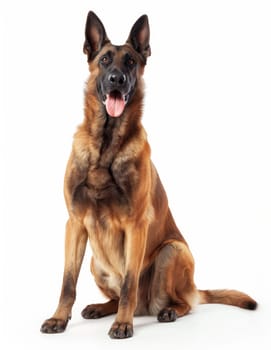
[83,11,151,118]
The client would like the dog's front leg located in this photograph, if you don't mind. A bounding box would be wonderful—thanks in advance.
[41,219,88,333]
[108,222,147,339]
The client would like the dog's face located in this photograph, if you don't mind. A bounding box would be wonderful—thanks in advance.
[83,12,151,117]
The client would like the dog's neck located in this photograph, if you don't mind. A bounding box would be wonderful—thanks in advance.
[79,79,146,168]
[83,80,145,146]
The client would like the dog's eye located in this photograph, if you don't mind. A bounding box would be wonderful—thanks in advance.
[100,56,110,65]
[127,57,136,66]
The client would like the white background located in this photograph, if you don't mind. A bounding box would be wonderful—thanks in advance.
[1,0,271,349]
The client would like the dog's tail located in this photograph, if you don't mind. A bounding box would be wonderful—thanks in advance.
[198,289,257,310]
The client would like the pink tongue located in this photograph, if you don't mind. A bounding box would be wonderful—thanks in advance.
[105,94,125,117]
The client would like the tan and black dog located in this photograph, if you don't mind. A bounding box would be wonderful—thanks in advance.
[41,11,257,339]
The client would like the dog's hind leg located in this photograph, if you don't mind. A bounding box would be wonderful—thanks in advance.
[157,302,191,322]
[81,299,118,319]
[148,240,197,322]
[81,258,120,319]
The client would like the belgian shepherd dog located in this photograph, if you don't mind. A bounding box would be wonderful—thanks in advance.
[41,11,257,339]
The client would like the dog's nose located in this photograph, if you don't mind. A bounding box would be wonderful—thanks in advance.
[108,70,126,87]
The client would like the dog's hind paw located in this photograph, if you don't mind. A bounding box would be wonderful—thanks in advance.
[81,304,104,319]
[81,300,118,319]
[157,308,177,322]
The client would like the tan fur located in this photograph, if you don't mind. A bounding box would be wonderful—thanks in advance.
[41,11,257,338]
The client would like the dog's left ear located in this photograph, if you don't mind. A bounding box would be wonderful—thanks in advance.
[127,15,151,63]
[83,11,110,61]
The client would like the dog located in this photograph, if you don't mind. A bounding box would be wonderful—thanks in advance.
[40,11,257,339]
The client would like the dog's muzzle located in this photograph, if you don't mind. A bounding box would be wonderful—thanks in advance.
[101,69,130,117]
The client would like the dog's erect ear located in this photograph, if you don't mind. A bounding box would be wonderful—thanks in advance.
[126,15,151,63]
[83,11,110,60]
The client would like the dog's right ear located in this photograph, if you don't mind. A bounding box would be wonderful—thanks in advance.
[83,11,110,61]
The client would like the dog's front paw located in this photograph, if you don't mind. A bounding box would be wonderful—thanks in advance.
[108,322,133,339]
[40,317,69,334]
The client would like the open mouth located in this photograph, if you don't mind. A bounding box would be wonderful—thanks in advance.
[103,90,128,118]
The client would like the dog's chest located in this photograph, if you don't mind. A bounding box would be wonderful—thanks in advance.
[83,151,138,207]
[71,117,142,211]
[86,164,122,202]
